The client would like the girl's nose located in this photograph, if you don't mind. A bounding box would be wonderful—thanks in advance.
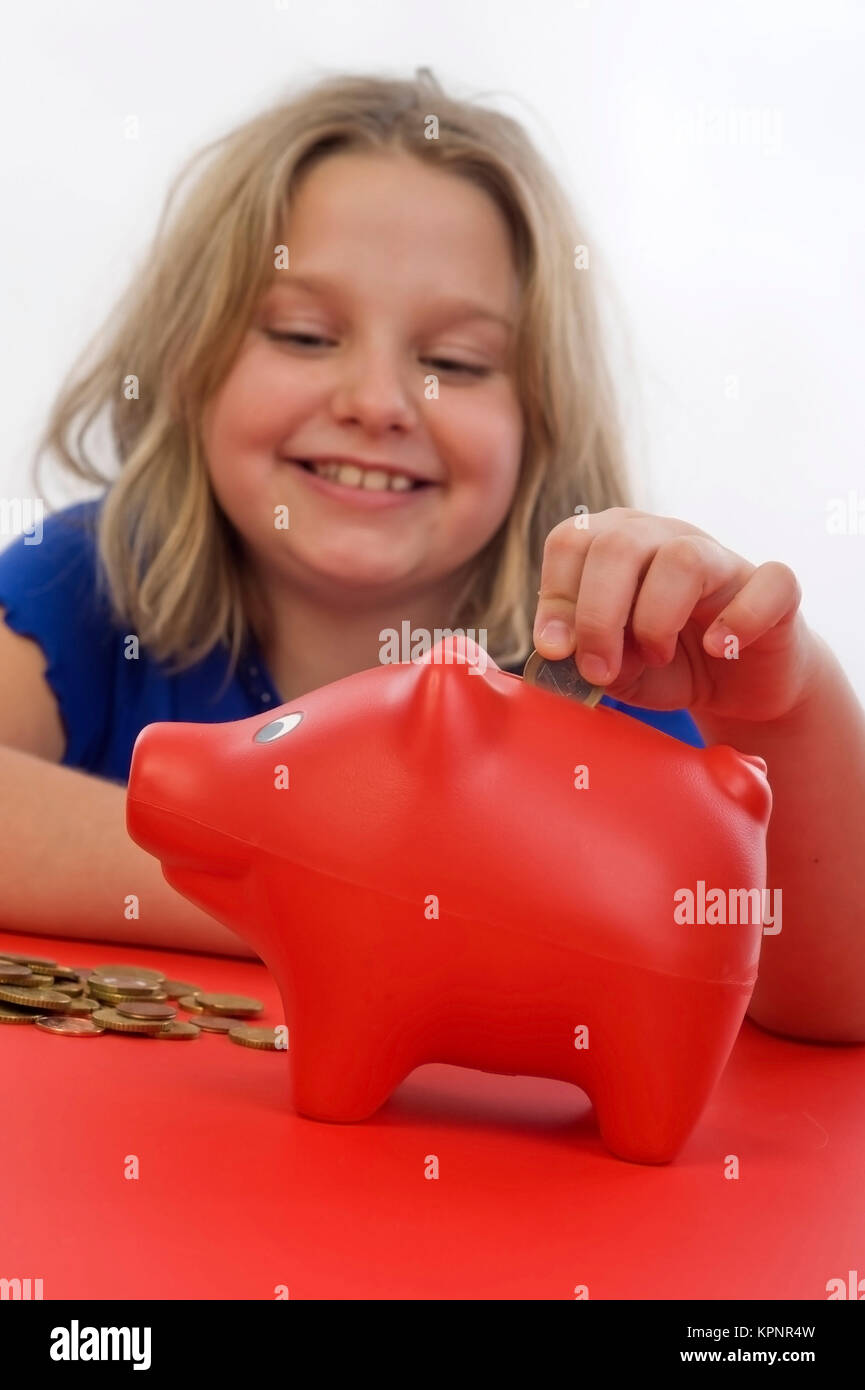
[329,353,418,432]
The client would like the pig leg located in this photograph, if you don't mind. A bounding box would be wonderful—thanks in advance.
[250,870,423,1121]
[287,994,415,1122]
[576,961,752,1164]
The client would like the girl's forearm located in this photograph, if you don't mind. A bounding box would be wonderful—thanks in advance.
[0,743,259,959]
[692,632,865,1043]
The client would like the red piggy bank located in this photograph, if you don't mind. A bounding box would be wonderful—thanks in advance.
[127,635,772,1164]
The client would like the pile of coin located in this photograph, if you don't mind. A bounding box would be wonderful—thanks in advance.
[0,952,286,1051]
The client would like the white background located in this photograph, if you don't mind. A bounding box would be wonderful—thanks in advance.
[1,0,861,693]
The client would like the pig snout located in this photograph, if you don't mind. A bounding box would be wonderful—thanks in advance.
[126,720,249,873]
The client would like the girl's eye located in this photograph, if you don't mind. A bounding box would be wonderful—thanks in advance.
[266,332,331,347]
[426,358,490,377]
[265,332,489,376]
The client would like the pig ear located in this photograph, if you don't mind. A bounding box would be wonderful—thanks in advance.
[413,633,500,671]
[404,632,505,745]
[703,744,773,826]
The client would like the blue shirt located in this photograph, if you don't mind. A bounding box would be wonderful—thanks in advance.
[0,497,704,783]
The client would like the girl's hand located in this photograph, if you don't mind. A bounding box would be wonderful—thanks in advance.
[532,507,820,723]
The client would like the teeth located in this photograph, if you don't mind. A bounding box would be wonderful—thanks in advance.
[307,460,416,491]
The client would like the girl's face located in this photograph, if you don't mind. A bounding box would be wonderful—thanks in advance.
[201,150,524,609]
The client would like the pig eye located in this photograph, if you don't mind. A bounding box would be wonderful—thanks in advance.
[253,711,304,743]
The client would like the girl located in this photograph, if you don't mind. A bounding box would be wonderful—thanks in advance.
[0,70,862,1041]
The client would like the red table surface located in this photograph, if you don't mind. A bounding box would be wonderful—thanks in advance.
[1,927,863,1301]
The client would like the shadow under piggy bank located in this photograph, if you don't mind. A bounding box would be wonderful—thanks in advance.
[126,634,772,1164]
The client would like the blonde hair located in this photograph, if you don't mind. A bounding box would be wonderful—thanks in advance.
[33,67,632,692]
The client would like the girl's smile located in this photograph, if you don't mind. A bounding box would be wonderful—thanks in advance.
[279,455,440,509]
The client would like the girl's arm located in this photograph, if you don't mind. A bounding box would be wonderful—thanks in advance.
[532,507,865,1044]
[693,632,865,1044]
[0,743,259,960]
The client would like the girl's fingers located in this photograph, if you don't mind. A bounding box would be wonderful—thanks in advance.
[567,525,657,683]
[630,535,745,666]
[532,511,768,688]
[533,509,654,667]
[701,561,802,657]
[534,513,719,685]
[532,517,593,655]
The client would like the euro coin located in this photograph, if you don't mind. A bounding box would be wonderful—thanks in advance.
[157,1021,201,1040]
[35,1016,105,1037]
[193,1013,243,1033]
[87,983,138,1004]
[51,965,84,980]
[51,979,83,997]
[116,1001,176,1022]
[163,979,203,999]
[0,962,35,983]
[92,964,165,982]
[89,972,162,996]
[0,985,71,1011]
[522,649,604,707]
[62,997,100,1016]
[0,951,57,970]
[228,1025,285,1051]
[177,994,205,1013]
[88,982,169,1006]
[0,1003,43,1024]
[18,973,56,990]
[91,1007,165,1036]
[196,993,263,1017]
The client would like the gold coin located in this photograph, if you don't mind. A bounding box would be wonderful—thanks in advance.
[89,972,163,996]
[177,994,205,1013]
[157,1020,201,1040]
[35,1016,105,1037]
[51,979,83,997]
[116,1001,176,1021]
[0,1003,43,1024]
[92,964,165,982]
[62,997,100,1016]
[228,1024,286,1051]
[522,649,604,707]
[0,950,57,970]
[98,990,168,1004]
[86,984,135,1004]
[196,993,263,1017]
[0,985,71,1012]
[91,1007,166,1035]
[193,1013,244,1033]
[0,962,35,983]
[18,973,56,990]
[163,980,203,1000]
[51,964,85,980]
